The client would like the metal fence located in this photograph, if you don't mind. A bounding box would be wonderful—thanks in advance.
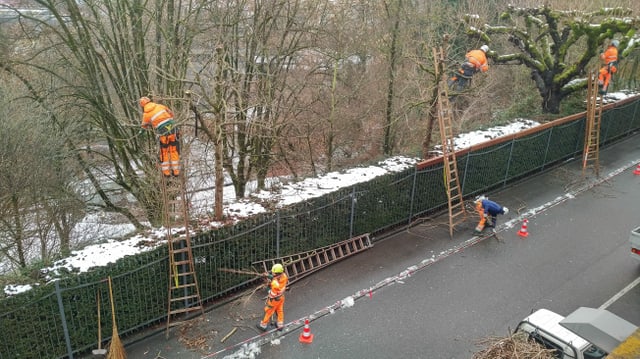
[1,95,639,358]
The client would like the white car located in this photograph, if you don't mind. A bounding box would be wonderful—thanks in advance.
[516,309,607,359]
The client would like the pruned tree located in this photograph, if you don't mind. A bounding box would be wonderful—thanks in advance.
[466,4,640,113]
[0,0,207,227]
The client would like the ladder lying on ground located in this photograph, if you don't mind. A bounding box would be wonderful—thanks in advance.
[161,172,204,337]
[582,70,603,177]
[433,46,466,238]
[253,233,372,283]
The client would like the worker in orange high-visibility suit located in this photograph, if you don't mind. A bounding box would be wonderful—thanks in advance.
[598,40,619,95]
[257,263,288,332]
[448,45,490,91]
[140,97,180,177]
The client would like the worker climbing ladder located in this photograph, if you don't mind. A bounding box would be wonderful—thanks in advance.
[161,167,204,337]
[433,46,466,238]
[582,70,603,177]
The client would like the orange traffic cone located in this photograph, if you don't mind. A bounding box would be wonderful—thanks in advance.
[299,318,314,344]
[634,164,640,175]
[517,219,529,238]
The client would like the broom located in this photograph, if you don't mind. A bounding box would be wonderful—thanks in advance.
[106,276,127,359]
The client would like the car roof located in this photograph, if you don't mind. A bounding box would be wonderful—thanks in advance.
[522,309,591,350]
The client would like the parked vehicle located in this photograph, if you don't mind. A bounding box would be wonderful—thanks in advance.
[516,307,638,358]
[516,309,607,359]
[630,226,640,261]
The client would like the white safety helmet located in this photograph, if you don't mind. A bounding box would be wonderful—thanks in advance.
[611,39,620,48]
[480,45,489,53]
[474,195,486,204]
[503,207,509,215]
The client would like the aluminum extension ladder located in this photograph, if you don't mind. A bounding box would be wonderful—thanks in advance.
[253,233,373,284]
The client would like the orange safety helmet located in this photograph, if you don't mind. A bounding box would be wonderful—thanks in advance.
[139,96,151,107]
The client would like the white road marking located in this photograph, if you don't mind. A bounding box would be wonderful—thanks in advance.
[599,276,640,310]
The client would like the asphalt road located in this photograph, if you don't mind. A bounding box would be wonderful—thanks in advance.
[124,135,640,359]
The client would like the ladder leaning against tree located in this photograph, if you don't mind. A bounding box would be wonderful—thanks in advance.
[582,69,603,177]
[160,159,204,337]
[433,46,466,238]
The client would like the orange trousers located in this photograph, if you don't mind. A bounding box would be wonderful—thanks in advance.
[598,63,617,93]
[159,133,180,177]
[260,296,285,328]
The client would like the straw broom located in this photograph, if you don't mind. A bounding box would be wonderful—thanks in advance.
[106,276,127,359]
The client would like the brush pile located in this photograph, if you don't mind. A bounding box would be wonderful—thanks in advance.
[472,331,557,359]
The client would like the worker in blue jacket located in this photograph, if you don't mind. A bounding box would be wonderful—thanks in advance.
[474,196,508,235]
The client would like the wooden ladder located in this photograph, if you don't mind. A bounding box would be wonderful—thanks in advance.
[253,234,372,284]
[582,70,603,177]
[161,172,203,337]
[433,47,466,238]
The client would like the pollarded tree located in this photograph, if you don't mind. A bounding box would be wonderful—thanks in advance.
[6,0,207,227]
[467,4,640,113]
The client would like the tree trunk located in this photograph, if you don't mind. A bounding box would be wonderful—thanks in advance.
[383,0,402,156]
[541,89,562,114]
[213,47,225,220]
[422,106,437,159]
[10,194,27,268]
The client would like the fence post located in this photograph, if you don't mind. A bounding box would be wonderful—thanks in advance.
[541,127,553,171]
[626,100,639,134]
[461,155,470,196]
[408,166,417,225]
[575,117,586,155]
[503,140,516,186]
[276,211,281,258]
[601,110,611,144]
[55,281,74,359]
[349,187,356,238]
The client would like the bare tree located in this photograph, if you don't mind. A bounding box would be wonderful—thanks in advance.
[189,0,324,201]
[1,0,208,227]
[0,82,84,271]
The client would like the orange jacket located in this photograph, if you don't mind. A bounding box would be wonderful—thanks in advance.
[600,45,618,65]
[466,49,489,72]
[268,273,288,298]
[141,102,174,131]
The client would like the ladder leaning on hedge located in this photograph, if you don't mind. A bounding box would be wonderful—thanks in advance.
[160,170,204,337]
[433,46,466,238]
[582,69,603,177]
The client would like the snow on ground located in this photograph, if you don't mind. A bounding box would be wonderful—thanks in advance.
[4,90,637,295]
